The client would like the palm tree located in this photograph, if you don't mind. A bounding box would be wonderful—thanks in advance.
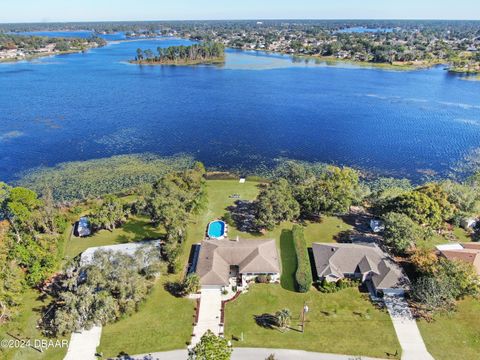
[275,308,291,331]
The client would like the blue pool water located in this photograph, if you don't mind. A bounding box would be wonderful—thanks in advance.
[208,221,226,238]
[1,31,480,181]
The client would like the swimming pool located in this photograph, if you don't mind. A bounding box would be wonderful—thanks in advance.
[207,220,226,239]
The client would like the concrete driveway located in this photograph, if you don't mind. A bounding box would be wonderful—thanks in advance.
[64,325,102,360]
[384,295,434,360]
[191,287,222,346]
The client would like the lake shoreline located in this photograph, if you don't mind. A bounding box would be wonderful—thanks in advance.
[0,47,101,64]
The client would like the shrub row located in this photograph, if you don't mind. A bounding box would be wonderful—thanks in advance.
[317,278,360,293]
[292,225,313,292]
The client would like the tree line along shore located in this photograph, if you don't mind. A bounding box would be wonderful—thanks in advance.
[131,42,225,65]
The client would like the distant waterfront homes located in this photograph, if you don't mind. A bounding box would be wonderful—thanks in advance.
[196,238,280,288]
[312,243,409,295]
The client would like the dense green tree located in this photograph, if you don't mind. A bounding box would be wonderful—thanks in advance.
[383,191,443,228]
[412,275,456,312]
[412,257,479,312]
[0,222,24,322]
[12,235,59,286]
[368,177,412,209]
[0,182,11,219]
[417,183,456,222]
[441,180,480,219]
[274,161,312,185]
[90,195,128,232]
[189,330,232,360]
[47,248,161,336]
[254,179,300,230]
[5,186,43,237]
[383,212,426,254]
[136,42,225,64]
[297,166,360,217]
[146,166,206,271]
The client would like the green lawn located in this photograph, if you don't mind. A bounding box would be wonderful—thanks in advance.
[418,298,480,360]
[303,216,353,245]
[452,227,473,243]
[65,216,164,259]
[97,282,195,357]
[225,284,401,358]
[0,289,68,360]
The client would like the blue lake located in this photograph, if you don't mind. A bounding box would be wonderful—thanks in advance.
[1,32,480,181]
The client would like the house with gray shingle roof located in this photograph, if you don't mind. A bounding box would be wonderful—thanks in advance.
[196,238,280,288]
[312,242,409,295]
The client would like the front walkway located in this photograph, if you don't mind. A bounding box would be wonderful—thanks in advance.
[64,325,102,360]
[191,287,222,346]
[383,295,434,360]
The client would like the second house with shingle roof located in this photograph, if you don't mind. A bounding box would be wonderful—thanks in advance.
[311,242,410,296]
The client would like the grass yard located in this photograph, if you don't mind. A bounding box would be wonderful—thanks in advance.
[224,284,401,358]
[303,216,353,245]
[65,216,164,259]
[418,298,480,360]
[0,289,68,360]
[452,227,473,243]
[97,281,195,357]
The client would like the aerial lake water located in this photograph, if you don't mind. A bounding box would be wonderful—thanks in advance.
[1,32,480,181]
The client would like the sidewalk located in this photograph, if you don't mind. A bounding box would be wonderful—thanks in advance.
[125,348,387,360]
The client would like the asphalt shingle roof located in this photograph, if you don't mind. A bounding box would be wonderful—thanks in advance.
[196,239,280,286]
[312,242,409,291]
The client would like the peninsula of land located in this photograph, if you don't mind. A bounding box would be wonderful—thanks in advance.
[0,33,106,62]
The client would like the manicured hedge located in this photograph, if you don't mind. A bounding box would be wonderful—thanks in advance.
[292,225,313,292]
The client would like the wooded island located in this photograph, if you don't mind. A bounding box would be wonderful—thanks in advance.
[131,42,225,65]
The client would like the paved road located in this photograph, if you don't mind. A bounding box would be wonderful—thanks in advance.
[191,287,222,346]
[383,295,434,360]
[124,348,387,360]
[64,326,102,360]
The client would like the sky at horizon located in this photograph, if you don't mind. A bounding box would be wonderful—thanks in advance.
[1,0,479,23]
